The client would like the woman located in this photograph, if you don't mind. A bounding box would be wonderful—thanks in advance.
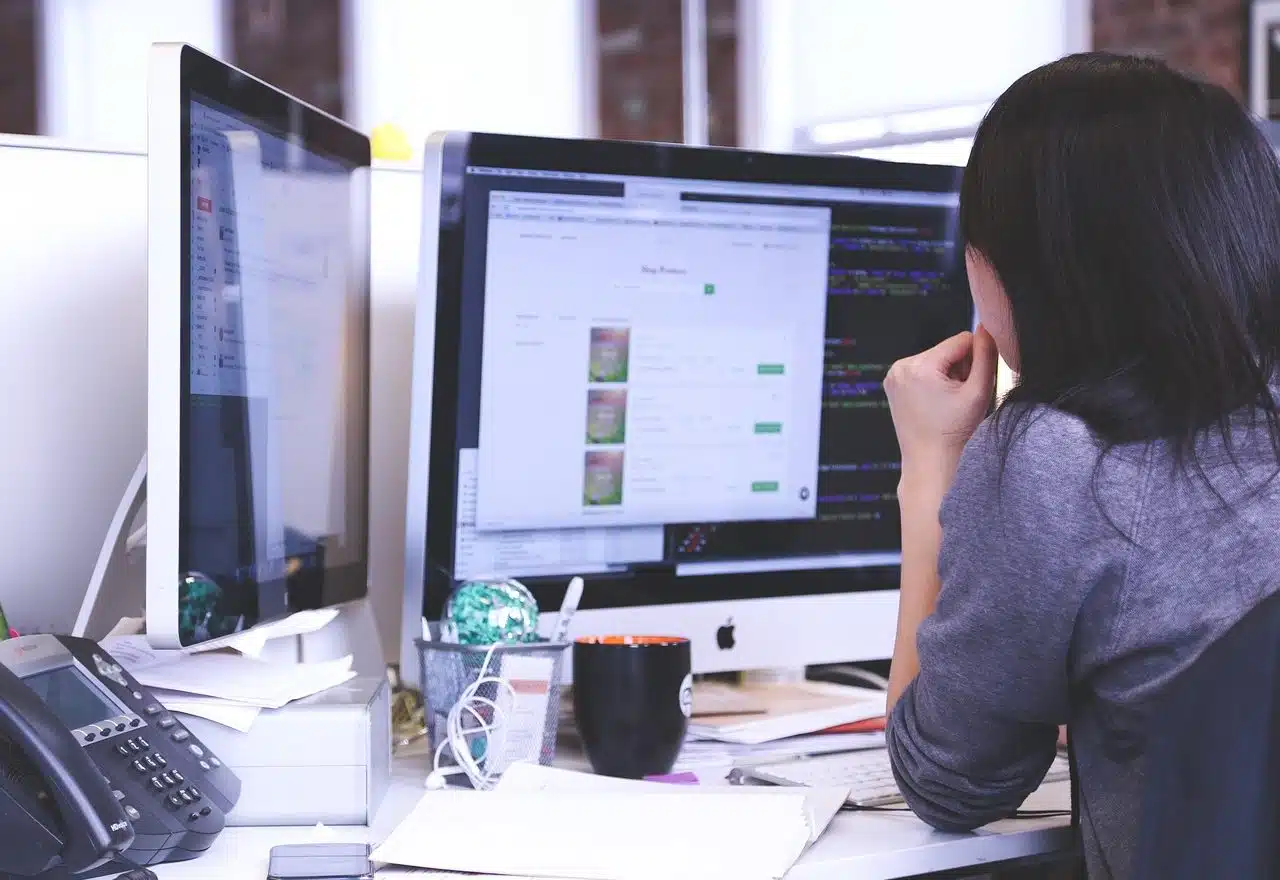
[882,52,1280,878]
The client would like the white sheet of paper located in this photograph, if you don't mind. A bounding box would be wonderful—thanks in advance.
[104,635,184,671]
[131,652,355,708]
[183,607,342,657]
[153,690,262,732]
[498,763,848,846]
[372,762,836,880]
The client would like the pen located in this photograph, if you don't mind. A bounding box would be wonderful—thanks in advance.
[550,576,584,643]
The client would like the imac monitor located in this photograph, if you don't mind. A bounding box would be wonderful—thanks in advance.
[147,45,372,648]
[403,133,970,677]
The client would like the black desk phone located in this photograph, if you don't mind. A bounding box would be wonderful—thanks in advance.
[0,634,240,878]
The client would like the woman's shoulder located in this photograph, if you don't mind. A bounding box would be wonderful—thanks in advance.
[948,404,1143,525]
[963,403,1109,476]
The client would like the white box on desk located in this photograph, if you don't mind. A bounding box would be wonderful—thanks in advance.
[181,676,391,826]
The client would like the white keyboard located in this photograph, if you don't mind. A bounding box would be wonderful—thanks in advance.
[749,749,1072,807]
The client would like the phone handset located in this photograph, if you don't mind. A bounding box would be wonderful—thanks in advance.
[0,661,133,875]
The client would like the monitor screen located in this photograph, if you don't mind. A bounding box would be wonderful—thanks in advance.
[178,87,370,647]
[423,136,970,619]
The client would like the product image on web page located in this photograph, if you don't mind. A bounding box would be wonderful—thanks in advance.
[588,327,631,383]
[585,389,628,445]
[583,450,625,506]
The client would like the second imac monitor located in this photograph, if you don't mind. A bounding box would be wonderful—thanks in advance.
[147,45,372,648]
[404,133,971,677]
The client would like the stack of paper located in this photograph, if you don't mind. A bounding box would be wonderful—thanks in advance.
[105,629,356,732]
[674,730,885,772]
[688,680,887,745]
[373,763,850,880]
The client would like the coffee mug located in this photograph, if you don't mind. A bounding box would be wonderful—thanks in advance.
[572,635,692,778]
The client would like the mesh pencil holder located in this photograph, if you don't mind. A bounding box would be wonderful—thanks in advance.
[415,638,569,773]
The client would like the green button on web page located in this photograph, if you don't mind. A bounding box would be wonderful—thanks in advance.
[757,364,785,375]
[754,422,782,434]
[751,481,779,492]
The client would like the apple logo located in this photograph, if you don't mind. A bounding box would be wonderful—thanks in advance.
[716,618,736,651]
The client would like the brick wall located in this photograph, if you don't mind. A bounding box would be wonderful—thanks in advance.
[595,0,739,146]
[1092,0,1246,96]
[0,0,38,135]
[230,0,345,118]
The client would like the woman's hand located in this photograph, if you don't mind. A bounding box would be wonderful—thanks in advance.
[885,326,999,486]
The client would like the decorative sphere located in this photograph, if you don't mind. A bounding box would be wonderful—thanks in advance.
[443,579,540,645]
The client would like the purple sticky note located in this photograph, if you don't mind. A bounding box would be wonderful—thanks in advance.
[643,771,700,785]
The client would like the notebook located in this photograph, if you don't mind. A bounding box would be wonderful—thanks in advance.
[371,763,850,880]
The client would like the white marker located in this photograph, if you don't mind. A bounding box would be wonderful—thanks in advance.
[550,577,584,643]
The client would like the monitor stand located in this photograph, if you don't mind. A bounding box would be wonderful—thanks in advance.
[741,668,807,685]
[74,455,384,676]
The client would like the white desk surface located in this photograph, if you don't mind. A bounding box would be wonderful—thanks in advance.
[153,755,1073,880]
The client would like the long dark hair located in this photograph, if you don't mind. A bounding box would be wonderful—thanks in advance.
[962,52,1280,467]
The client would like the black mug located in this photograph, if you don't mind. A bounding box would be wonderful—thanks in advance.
[572,635,692,778]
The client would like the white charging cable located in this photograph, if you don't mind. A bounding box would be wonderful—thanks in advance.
[424,642,515,792]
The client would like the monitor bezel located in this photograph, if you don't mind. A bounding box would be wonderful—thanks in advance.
[146,43,372,648]
[414,132,969,626]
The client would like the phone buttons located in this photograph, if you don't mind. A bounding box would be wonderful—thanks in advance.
[166,793,184,810]
[149,777,167,792]
[124,805,141,821]
[112,789,125,801]
[186,743,204,757]
[198,760,211,772]
[209,756,221,769]
[132,759,149,774]
[143,704,162,716]
[135,736,150,749]
[83,732,96,742]
[170,729,190,743]
[151,752,168,767]
[157,716,177,730]
[115,744,131,758]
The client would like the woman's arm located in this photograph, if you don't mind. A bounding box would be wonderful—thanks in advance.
[882,327,997,711]
[883,412,1115,832]
[887,471,955,711]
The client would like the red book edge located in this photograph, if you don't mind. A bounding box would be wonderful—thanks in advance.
[817,716,887,734]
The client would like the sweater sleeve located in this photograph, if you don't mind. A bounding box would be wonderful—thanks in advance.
[885,410,1134,832]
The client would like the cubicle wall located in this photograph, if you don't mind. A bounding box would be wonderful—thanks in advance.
[0,137,425,660]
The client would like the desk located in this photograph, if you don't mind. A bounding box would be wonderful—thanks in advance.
[152,756,1074,879]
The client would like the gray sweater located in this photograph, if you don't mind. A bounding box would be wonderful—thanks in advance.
[886,405,1280,879]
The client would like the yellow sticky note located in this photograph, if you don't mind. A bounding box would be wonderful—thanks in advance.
[371,123,413,161]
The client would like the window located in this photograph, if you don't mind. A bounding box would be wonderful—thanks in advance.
[743,0,1089,158]
[348,0,590,158]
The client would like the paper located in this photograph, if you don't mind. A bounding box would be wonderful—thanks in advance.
[687,681,887,745]
[152,690,261,732]
[498,764,848,847]
[104,635,184,671]
[486,655,555,773]
[674,731,885,771]
[130,652,355,709]
[106,617,145,639]
[183,607,341,658]
[372,764,847,880]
